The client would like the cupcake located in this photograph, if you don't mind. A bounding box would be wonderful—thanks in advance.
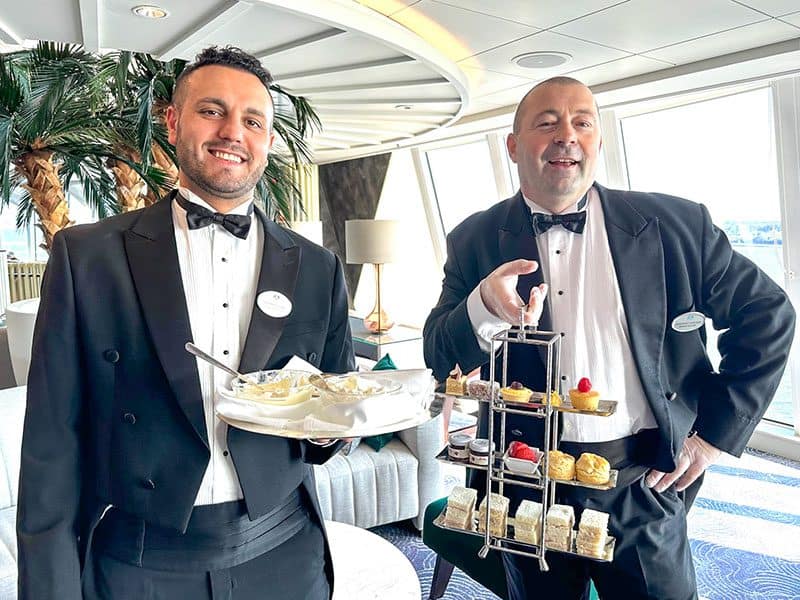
[569,377,600,411]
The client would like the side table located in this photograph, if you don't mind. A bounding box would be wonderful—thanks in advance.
[348,315,424,369]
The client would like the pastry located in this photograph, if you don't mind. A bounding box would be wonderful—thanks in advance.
[477,492,510,538]
[444,485,477,530]
[576,453,611,485]
[500,381,533,403]
[514,500,543,545]
[569,377,601,411]
[467,379,499,400]
[576,509,609,558]
[546,390,562,407]
[544,504,575,551]
[547,450,576,480]
[445,364,467,395]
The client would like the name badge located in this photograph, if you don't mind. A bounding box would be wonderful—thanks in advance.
[257,291,292,318]
[671,311,705,333]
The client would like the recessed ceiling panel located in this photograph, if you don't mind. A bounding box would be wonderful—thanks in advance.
[103,0,225,54]
[432,0,625,30]
[391,0,539,62]
[554,0,765,54]
[737,1,800,17]
[3,0,81,44]
[468,30,629,79]
[779,12,800,27]
[277,61,438,88]
[567,55,675,87]
[643,20,800,65]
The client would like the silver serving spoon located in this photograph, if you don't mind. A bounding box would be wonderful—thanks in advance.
[184,342,259,386]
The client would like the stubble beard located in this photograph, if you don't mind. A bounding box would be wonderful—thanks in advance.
[176,145,267,201]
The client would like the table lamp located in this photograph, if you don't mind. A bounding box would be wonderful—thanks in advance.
[345,219,400,333]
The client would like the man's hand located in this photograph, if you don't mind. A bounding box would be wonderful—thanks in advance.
[479,259,549,325]
[645,434,721,493]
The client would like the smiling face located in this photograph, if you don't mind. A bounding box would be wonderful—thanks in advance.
[507,81,601,214]
[166,64,275,212]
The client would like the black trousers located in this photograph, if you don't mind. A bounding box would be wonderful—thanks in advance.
[503,434,698,600]
[83,517,329,600]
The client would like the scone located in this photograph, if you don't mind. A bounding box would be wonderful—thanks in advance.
[547,450,576,480]
[569,377,600,411]
[576,453,611,485]
[501,381,533,403]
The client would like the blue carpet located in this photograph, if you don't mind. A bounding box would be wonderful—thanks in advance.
[371,447,800,600]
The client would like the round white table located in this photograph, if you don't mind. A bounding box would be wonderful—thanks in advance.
[326,520,421,599]
[5,298,40,386]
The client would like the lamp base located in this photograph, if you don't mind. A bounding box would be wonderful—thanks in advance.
[364,305,394,334]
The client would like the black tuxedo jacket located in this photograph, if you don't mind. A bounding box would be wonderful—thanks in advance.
[17,192,355,599]
[424,184,794,471]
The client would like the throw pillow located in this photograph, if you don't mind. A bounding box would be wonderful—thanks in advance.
[362,353,398,452]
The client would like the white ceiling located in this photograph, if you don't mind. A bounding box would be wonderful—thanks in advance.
[1,0,800,162]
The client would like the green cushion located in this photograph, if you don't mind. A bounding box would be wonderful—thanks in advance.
[363,432,394,452]
[423,497,600,600]
[423,497,509,599]
[362,353,399,452]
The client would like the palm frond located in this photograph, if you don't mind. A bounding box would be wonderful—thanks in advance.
[0,111,16,205]
[136,78,156,169]
[14,189,35,230]
[60,151,118,218]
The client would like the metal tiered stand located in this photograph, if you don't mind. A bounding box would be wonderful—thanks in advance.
[433,321,618,571]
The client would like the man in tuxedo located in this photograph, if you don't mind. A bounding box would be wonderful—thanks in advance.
[424,77,794,599]
[17,46,354,599]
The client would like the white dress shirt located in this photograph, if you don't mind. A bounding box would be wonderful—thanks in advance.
[173,188,263,504]
[467,187,656,442]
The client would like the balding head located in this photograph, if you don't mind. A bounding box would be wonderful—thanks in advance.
[513,77,596,134]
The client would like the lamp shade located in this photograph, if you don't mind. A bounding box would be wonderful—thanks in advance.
[345,219,400,264]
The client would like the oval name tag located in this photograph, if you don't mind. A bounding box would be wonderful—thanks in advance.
[671,311,705,333]
[257,291,292,318]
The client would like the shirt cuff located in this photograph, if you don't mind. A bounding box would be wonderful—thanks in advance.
[467,284,511,354]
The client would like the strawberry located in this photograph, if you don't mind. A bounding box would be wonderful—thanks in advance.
[509,441,529,458]
[516,447,538,462]
[577,377,592,393]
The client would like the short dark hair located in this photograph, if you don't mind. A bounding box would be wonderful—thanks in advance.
[512,76,592,133]
[172,46,273,107]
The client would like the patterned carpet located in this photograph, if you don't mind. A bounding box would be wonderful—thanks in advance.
[371,447,800,600]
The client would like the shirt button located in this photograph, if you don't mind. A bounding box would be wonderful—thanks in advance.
[561,375,567,381]
[103,349,120,363]
[143,478,156,490]
[123,412,136,424]
[221,257,228,262]
[557,290,564,296]
[223,450,229,457]
[223,350,229,356]
[223,302,229,308]
[555,250,561,255]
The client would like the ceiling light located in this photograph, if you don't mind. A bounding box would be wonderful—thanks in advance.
[513,52,572,69]
[394,104,413,110]
[132,5,169,19]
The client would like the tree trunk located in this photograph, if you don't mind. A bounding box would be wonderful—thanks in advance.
[108,148,147,212]
[145,143,178,206]
[16,150,72,253]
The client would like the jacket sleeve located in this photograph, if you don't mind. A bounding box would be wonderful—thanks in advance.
[17,232,85,600]
[694,203,795,455]
[423,233,492,382]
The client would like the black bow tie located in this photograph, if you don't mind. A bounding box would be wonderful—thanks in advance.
[175,194,253,240]
[531,211,587,236]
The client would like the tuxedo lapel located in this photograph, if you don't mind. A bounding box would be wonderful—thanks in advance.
[124,190,208,448]
[238,210,301,373]
[598,185,668,411]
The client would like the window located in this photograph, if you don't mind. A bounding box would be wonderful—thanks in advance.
[425,139,500,235]
[619,87,794,429]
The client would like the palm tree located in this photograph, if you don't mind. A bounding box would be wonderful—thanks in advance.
[0,42,119,251]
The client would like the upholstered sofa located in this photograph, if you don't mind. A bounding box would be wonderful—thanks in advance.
[0,329,444,596]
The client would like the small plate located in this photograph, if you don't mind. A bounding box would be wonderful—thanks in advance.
[311,373,401,402]
[503,449,541,476]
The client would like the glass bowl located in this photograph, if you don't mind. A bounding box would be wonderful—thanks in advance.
[311,373,401,403]
[228,369,313,405]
